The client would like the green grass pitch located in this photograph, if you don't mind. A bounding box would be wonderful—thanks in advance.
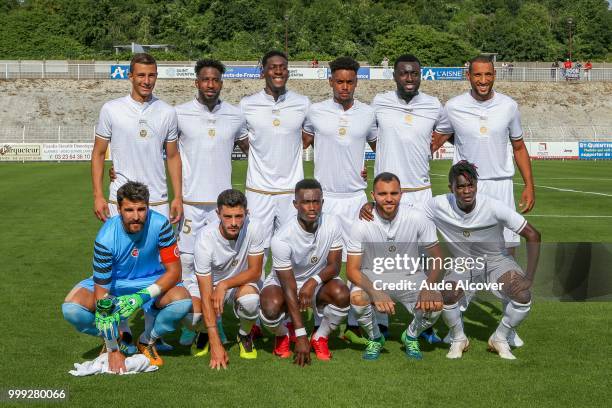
[1,160,611,407]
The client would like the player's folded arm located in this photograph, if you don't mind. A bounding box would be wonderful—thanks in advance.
[315,247,342,283]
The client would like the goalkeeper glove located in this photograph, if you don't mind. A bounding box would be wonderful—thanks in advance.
[95,299,120,340]
[116,288,154,320]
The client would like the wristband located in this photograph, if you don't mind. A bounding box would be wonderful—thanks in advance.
[146,283,162,298]
[294,327,307,337]
[311,275,322,285]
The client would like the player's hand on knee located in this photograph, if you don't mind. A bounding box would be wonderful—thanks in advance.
[209,344,229,370]
[293,336,311,367]
[417,289,443,312]
[298,280,317,312]
[94,196,110,222]
[507,276,532,300]
[108,349,127,374]
[170,198,183,224]
[359,202,374,221]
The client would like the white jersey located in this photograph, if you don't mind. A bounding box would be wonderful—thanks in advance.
[193,217,266,285]
[271,214,343,283]
[347,206,438,277]
[176,99,247,204]
[423,192,527,258]
[436,91,523,179]
[240,90,310,192]
[372,91,447,190]
[303,99,376,194]
[96,95,178,203]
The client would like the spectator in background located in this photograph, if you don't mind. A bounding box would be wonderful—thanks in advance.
[551,61,559,80]
[310,58,319,68]
[508,62,514,78]
[584,60,593,81]
[563,59,572,80]
[381,56,389,68]
[575,61,582,80]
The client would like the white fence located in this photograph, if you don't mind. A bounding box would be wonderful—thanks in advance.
[1,62,611,81]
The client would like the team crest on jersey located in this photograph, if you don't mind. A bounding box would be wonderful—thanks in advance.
[463,231,471,238]
[131,248,139,257]
[310,256,319,264]
[388,245,396,253]
[231,259,239,267]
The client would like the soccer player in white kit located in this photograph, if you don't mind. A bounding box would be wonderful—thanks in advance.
[423,161,541,359]
[433,54,535,245]
[174,59,249,345]
[372,54,451,208]
[91,53,182,224]
[433,54,536,346]
[347,172,445,361]
[259,179,350,365]
[192,189,265,369]
[239,51,310,247]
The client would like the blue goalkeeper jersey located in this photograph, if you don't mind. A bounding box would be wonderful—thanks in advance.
[92,210,176,289]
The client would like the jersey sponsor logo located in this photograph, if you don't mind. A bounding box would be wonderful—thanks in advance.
[131,248,139,257]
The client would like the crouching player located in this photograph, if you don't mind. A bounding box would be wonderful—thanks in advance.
[260,179,350,366]
[347,172,444,361]
[423,161,541,359]
[190,189,265,369]
[61,181,191,371]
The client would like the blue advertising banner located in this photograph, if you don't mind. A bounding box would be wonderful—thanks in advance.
[110,65,130,79]
[578,141,612,160]
[420,67,464,80]
[223,67,261,79]
[357,67,370,80]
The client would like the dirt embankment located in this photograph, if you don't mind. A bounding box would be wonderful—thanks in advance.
[0,79,610,128]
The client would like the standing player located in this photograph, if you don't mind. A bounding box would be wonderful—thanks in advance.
[192,189,266,368]
[373,54,451,208]
[61,182,191,371]
[91,53,182,224]
[423,161,541,359]
[259,179,350,365]
[301,56,379,345]
[239,51,310,248]
[347,173,444,361]
[433,54,535,346]
[174,59,249,344]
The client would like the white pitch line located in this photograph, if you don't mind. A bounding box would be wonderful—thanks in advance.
[524,214,612,218]
[430,173,612,197]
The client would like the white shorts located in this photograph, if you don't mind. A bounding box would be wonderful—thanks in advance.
[478,178,520,247]
[178,203,217,254]
[262,274,344,318]
[322,191,367,262]
[349,271,431,315]
[444,255,524,300]
[184,272,259,310]
[400,188,432,209]
[245,189,296,247]
[109,201,170,220]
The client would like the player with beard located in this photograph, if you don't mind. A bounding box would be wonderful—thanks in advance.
[62,182,191,371]
[432,54,536,347]
[173,59,249,347]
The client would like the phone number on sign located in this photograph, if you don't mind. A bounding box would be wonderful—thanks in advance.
[51,153,91,160]
[2,389,68,400]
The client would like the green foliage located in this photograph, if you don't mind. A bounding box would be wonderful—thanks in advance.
[0,0,609,62]
[371,25,478,66]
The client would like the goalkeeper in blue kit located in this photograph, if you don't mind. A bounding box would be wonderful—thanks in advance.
[62,181,191,372]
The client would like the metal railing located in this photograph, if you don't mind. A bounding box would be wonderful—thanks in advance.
[1,62,611,81]
[1,124,610,144]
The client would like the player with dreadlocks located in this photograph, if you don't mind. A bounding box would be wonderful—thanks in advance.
[422,161,541,359]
